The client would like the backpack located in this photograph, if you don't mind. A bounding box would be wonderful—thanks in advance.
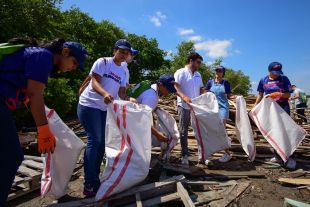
[300,91,308,105]
[126,80,152,98]
[0,43,27,62]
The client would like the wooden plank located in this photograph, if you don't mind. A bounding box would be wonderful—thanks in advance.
[142,193,179,207]
[17,165,41,178]
[209,181,251,207]
[24,155,43,162]
[278,178,310,186]
[135,193,142,207]
[8,183,40,201]
[12,176,31,187]
[23,159,44,170]
[176,182,195,207]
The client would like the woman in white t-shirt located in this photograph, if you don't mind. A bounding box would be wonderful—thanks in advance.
[77,39,133,197]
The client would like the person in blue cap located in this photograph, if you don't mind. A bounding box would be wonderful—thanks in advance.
[0,37,88,206]
[78,39,133,197]
[134,74,177,142]
[254,61,295,169]
[122,47,139,87]
[205,65,234,164]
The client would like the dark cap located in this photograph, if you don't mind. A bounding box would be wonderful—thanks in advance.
[159,74,177,93]
[63,41,88,71]
[115,39,132,50]
[268,62,283,75]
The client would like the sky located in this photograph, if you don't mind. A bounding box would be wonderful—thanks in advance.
[61,0,310,94]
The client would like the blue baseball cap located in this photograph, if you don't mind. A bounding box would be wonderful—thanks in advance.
[268,62,283,75]
[159,74,177,93]
[214,65,226,72]
[115,39,132,50]
[63,41,88,71]
[131,48,139,55]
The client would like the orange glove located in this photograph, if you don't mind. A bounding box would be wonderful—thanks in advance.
[267,92,282,99]
[37,124,56,154]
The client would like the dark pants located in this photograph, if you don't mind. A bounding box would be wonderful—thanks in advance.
[296,103,307,123]
[177,106,191,157]
[77,104,107,191]
[278,101,290,115]
[0,97,24,206]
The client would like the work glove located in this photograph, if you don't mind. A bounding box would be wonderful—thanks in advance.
[37,124,56,154]
[267,92,282,99]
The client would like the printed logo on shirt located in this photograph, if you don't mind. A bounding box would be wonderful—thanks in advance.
[103,71,122,84]
[263,80,284,93]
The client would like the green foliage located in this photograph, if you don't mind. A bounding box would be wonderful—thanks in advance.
[0,0,252,127]
[44,78,77,116]
[224,69,251,95]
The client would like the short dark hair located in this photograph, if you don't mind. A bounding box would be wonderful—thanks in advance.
[186,52,203,64]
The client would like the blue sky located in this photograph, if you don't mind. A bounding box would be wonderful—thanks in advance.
[61,0,310,94]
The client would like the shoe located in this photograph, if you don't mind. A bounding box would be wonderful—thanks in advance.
[181,156,189,165]
[83,186,97,197]
[204,159,213,166]
[286,157,296,170]
[219,153,232,163]
[266,156,281,163]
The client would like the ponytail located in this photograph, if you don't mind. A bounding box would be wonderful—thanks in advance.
[40,38,66,54]
[8,37,38,46]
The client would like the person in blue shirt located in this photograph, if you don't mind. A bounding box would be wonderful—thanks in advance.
[254,61,296,169]
[0,37,88,206]
[205,66,234,164]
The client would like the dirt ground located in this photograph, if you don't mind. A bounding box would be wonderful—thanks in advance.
[6,142,310,207]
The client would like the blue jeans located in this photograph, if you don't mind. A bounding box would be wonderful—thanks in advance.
[0,96,24,206]
[77,104,107,191]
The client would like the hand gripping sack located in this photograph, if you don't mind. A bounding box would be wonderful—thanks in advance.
[41,107,85,198]
[96,100,152,201]
[249,97,307,162]
[190,93,231,161]
[153,107,179,160]
[235,96,256,161]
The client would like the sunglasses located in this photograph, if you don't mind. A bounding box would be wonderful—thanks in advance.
[215,69,224,73]
[196,60,202,64]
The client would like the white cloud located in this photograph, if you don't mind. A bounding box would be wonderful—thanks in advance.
[187,35,203,42]
[149,11,166,27]
[178,28,195,36]
[194,39,232,58]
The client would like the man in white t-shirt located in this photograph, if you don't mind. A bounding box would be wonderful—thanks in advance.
[290,84,308,123]
[174,52,204,165]
[136,74,177,142]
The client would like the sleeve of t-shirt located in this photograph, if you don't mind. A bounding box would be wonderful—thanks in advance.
[24,50,53,84]
[257,79,265,93]
[282,76,291,93]
[205,80,212,90]
[224,81,232,94]
[141,92,159,111]
[174,70,182,84]
[91,58,106,77]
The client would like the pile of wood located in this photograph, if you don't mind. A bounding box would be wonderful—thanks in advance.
[157,95,310,165]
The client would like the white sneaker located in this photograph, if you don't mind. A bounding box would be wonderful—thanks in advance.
[266,156,281,163]
[219,153,232,163]
[181,156,189,165]
[286,157,296,170]
[204,159,212,166]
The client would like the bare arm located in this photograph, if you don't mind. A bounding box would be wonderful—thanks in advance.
[174,82,191,103]
[254,92,264,106]
[91,73,108,97]
[27,79,47,126]
[151,127,168,143]
[92,72,114,104]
